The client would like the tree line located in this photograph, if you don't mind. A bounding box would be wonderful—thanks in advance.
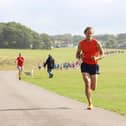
[0,22,126,49]
[0,22,51,49]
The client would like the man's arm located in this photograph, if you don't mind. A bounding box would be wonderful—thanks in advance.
[76,43,82,59]
[43,59,47,68]
[96,41,104,60]
[15,57,18,64]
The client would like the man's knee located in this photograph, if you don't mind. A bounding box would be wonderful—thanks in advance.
[91,83,96,91]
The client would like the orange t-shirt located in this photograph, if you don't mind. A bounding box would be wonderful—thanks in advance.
[79,39,99,64]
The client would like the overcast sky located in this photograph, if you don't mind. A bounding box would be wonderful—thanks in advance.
[0,0,126,35]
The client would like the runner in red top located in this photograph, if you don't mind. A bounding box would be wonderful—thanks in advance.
[76,26,104,110]
[16,53,24,80]
[79,39,99,64]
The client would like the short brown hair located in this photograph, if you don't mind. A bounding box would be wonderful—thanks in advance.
[84,26,93,34]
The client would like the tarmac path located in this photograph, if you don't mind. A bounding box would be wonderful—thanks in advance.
[0,71,126,126]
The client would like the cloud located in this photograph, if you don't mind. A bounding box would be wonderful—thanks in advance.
[0,0,17,9]
[63,0,113,8]
[0,0,14,6]
[1,0,125,35]
[67,0,112,4]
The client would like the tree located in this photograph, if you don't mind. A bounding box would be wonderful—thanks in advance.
[40,33,51,49]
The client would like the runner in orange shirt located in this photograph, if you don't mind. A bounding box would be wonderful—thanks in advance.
[76,26,104,109]
[16,53,24,80]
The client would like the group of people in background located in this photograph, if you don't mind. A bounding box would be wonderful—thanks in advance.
[15,26,105,110]
[53,61,81,70]
[38,60,81,71]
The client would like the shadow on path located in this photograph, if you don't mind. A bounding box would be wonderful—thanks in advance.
[0,107,71,111]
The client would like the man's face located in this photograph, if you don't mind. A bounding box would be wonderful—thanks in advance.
[85,28,94,38]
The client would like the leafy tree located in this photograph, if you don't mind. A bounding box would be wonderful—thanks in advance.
[40,33,51,49]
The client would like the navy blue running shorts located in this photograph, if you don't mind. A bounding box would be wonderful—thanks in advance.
[80,62,99,75]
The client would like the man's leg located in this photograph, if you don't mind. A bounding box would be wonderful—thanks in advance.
[90,74,97,91]
[48,69,52,78]
[19,66,23,80]
[18,69,21,80]
[50,69,53,78]
[82,73,93,109]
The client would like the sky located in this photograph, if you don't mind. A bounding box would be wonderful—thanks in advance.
[0,0,126,35]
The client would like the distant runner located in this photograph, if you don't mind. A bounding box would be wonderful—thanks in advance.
[76,26,104,110]
[16,53,24,80]
[44,54,55,78]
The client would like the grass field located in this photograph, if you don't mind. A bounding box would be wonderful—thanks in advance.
[0,48,126,116]
[0,48,76,70]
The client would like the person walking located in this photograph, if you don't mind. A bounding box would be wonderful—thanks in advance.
[16,53,24,80]
[76,26,104,110]
[44,54,55,78]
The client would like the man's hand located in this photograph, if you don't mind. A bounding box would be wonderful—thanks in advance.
[91,56,98,61]
[91,56,103,61]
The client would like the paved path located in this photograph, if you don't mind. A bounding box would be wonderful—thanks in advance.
[0,71,126,126]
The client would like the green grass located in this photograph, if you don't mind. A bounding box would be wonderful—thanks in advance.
[95,54,126,115]
[23,51,126,116]
[0,48,126,116]
[23,69,84,100]
[0,48,76,70]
